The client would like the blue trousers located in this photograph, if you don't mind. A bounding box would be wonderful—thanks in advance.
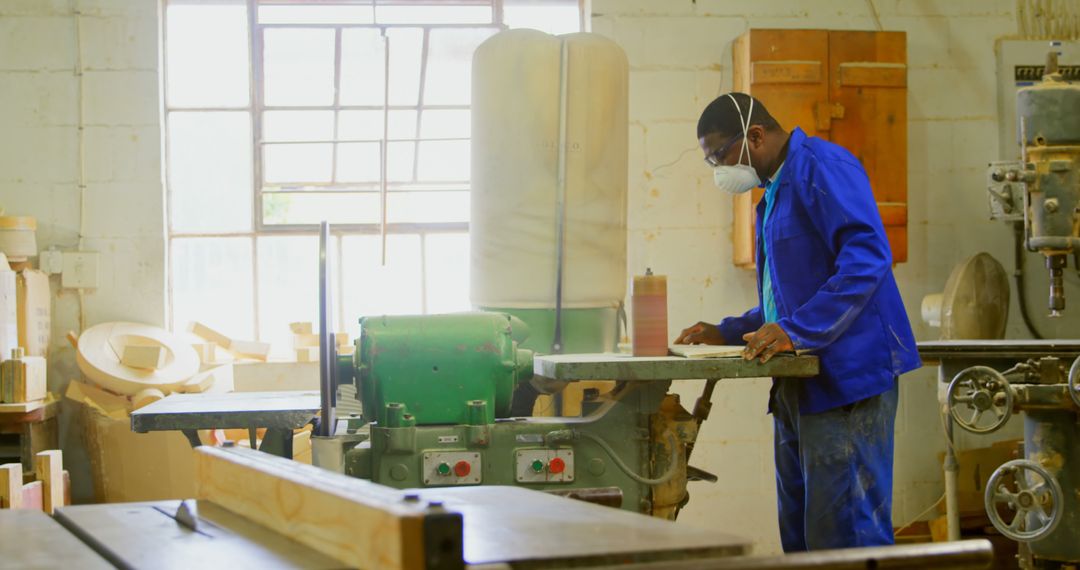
[771,378,898,552]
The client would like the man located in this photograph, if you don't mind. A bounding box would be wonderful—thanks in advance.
[675,93,921,551]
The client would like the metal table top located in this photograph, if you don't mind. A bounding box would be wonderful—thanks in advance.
[534,353,819,382]
[54,500,344,570]
[412,486,749,566]
[52,489,747,569]
[918,340,1080,362]
[130,390,320,433]
[0,509,112,569]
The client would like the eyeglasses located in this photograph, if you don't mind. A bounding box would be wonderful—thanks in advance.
[704,133,744,167]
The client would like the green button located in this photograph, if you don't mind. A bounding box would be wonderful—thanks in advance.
[437,462,451,476]
[531,459,545,473]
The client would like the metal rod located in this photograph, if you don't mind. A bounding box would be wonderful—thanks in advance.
[318,221,336,437]
[586,539,995,570]
[551,38,570,355]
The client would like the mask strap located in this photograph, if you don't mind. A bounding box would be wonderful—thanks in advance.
[726,94,754,168]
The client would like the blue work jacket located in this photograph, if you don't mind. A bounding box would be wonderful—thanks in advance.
[717,127,921,414]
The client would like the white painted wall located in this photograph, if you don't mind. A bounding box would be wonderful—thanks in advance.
[590,0,1080,554]
[0,0,163,501]
[0,0,1073,542]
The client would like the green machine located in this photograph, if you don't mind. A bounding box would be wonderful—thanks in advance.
[316,311,819,518]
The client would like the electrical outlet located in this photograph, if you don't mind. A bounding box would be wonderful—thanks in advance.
[39,248,64,275]
[61,251,99,289]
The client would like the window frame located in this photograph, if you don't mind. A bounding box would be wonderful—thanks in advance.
[162,0,584,338]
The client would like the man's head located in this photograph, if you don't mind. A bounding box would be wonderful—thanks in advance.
[697,93,786,189]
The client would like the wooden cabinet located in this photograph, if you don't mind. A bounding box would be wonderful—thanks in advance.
[731,29,908,266]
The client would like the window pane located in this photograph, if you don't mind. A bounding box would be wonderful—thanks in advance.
[263,192,380,225]
[388,191,469,224]
[338,110,383,141]
[337,143,381,183]
[417,140,469,181]
[166,4,249,107]
[264,143,333,183]
[169,111,252,233]
[504,0,581,35]
[376,5,492,25]
[424,28,497,105]
[425,233,470,313]
[420,110,470,139]
[256,235,318,357]
[340,29,386,106]
[388,110,418,140]
[259,4,374,25]
[172,237,254,339]
[341,234,422,319]
[263,111,334,142]
[387,28,423,106]
[387,141,415,182]
[264,28,335,107]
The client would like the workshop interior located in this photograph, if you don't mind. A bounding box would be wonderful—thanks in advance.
[1,0,1079,568]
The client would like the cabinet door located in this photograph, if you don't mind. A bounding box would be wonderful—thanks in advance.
[730,29,908,267]
[731,29,829,268]
[828,30,908,263]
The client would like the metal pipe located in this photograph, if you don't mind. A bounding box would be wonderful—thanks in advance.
[943,401,961,541]
[318,221,336,437]
[587,539,995,570]
[551,38,570,355]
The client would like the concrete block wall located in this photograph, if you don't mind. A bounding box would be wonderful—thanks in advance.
[0,0,164,502]
[592,0,1029,553]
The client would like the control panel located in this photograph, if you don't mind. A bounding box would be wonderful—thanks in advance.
[515,449,575,484]
[421,451,482,486]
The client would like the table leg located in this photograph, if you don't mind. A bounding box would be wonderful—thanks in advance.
[181,429,202,448]
[258,428,294,459]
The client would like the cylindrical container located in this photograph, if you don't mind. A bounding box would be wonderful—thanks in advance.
[632,270,668,357]
[0,217,37,262]
[471,29,628,353]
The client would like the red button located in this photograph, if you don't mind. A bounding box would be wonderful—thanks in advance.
[453,460,471,477]
[549,457,566,474]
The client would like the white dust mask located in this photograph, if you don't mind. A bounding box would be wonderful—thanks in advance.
[712,95,762,194]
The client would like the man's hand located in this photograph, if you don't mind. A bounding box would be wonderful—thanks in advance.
[742,323,794,362]
[674,322,726,345]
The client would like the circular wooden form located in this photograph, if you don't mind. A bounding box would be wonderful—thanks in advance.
[76,322,200,395]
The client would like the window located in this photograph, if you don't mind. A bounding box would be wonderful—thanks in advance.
[164,0,583,354]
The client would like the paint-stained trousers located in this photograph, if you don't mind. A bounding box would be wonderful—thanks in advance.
[771,377,899,552]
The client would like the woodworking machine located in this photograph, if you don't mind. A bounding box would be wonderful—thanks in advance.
[313,311,820,518]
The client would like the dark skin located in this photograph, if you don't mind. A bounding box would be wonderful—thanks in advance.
[673,123,795,363]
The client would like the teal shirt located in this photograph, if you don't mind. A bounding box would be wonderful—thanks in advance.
[761,162,785,324]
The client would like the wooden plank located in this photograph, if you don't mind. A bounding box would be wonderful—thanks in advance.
[839,62,907,87]
[878,202,908,226]
[229,339,271,361]
[121,344,167,370]
[0,462,21,508]
[190,322,232,347]
[0,400,44,414]
[20,480,42,511]
[195,446,452,570]
[751,60,822,84]
[36,450,62,514]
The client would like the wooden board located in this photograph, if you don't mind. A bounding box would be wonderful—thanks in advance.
[195,446,451,570]
[0,462,20,509]
[667,345,745,359]
[36,450,63,514]
[121,344,167,370]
